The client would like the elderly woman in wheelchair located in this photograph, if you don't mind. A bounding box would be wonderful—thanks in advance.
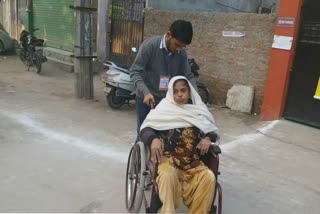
[126,76,222,214]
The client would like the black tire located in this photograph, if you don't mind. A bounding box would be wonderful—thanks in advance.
[125,142,146,213]
[0,40,5,54]
[36,61,42,73]
[198,86,210,104]
[107,87,126,109]
[35,55,42,73]
[19,49,33,67]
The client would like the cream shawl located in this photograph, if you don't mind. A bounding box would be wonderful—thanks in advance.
[140,76,218,134]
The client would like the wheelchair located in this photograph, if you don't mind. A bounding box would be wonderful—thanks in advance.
[125,141,222,214]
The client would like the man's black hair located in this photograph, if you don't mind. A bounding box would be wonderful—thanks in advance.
[169,20,193,45]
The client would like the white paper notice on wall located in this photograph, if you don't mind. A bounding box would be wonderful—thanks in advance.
[272,35,293,50]
[222,31,246,38]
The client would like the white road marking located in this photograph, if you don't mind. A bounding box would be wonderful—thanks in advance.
[1,109,279,161]
[1,110,129,164]
[220,120,279,152]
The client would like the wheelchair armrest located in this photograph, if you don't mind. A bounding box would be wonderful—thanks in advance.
[210,143,221,155]
[200,143,221,177]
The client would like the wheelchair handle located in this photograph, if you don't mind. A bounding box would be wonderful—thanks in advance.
[149,100,155,109]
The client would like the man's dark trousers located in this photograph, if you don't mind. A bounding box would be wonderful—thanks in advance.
[135,97,151,143]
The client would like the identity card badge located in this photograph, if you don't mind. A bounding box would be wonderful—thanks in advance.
[159,76,170,91]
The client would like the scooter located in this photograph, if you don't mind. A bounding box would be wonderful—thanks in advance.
[101,61,136,109]
[101,58,210,109]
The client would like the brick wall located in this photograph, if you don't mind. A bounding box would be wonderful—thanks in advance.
[144,9,276,114]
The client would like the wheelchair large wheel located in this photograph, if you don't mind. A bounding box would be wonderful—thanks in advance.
[125,141,146,213]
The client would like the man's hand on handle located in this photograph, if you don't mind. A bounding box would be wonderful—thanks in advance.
[151,138,164,164]
[144,93,155,106]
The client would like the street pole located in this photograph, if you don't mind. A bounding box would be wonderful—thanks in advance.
[26,0,33,32]
[97,0,111,62]
[74,0,94,99]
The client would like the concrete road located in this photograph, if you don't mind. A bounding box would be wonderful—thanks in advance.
[0,55,319,213]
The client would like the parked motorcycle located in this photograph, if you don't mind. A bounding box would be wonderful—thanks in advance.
[19,29,47,73]
[188,58,210,104]
[101,59,210,109]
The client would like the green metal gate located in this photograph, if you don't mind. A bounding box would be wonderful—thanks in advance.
[32,0,75,52]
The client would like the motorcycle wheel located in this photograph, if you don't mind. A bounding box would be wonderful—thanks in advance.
[19,49,33,67]
[0,41,5,54]
[198,86,210,104]
[107,87,126,109]
[35,54,42,73]
[36,60,42,73]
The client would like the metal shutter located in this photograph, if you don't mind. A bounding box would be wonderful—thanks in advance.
[299,21,320,45]
[33,0,75,52]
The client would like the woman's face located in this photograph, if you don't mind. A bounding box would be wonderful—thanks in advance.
[173,80,190,105]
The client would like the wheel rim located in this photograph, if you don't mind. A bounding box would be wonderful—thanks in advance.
[125,142,146,213]
[128,152,136,208]
[125,146,140,211]
[113,97,124,105]
[107,87,126,109]
[126,147,134,210]
[111,90,125,105]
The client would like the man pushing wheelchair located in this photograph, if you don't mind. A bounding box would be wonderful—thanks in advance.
[128,20,222,214]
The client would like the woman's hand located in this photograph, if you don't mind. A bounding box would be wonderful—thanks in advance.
[196,137,211,155]
[151,138,164,163]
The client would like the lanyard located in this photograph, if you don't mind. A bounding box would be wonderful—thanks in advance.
[162,39,175,75]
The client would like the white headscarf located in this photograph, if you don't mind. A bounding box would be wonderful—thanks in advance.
[140,76,218,134]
